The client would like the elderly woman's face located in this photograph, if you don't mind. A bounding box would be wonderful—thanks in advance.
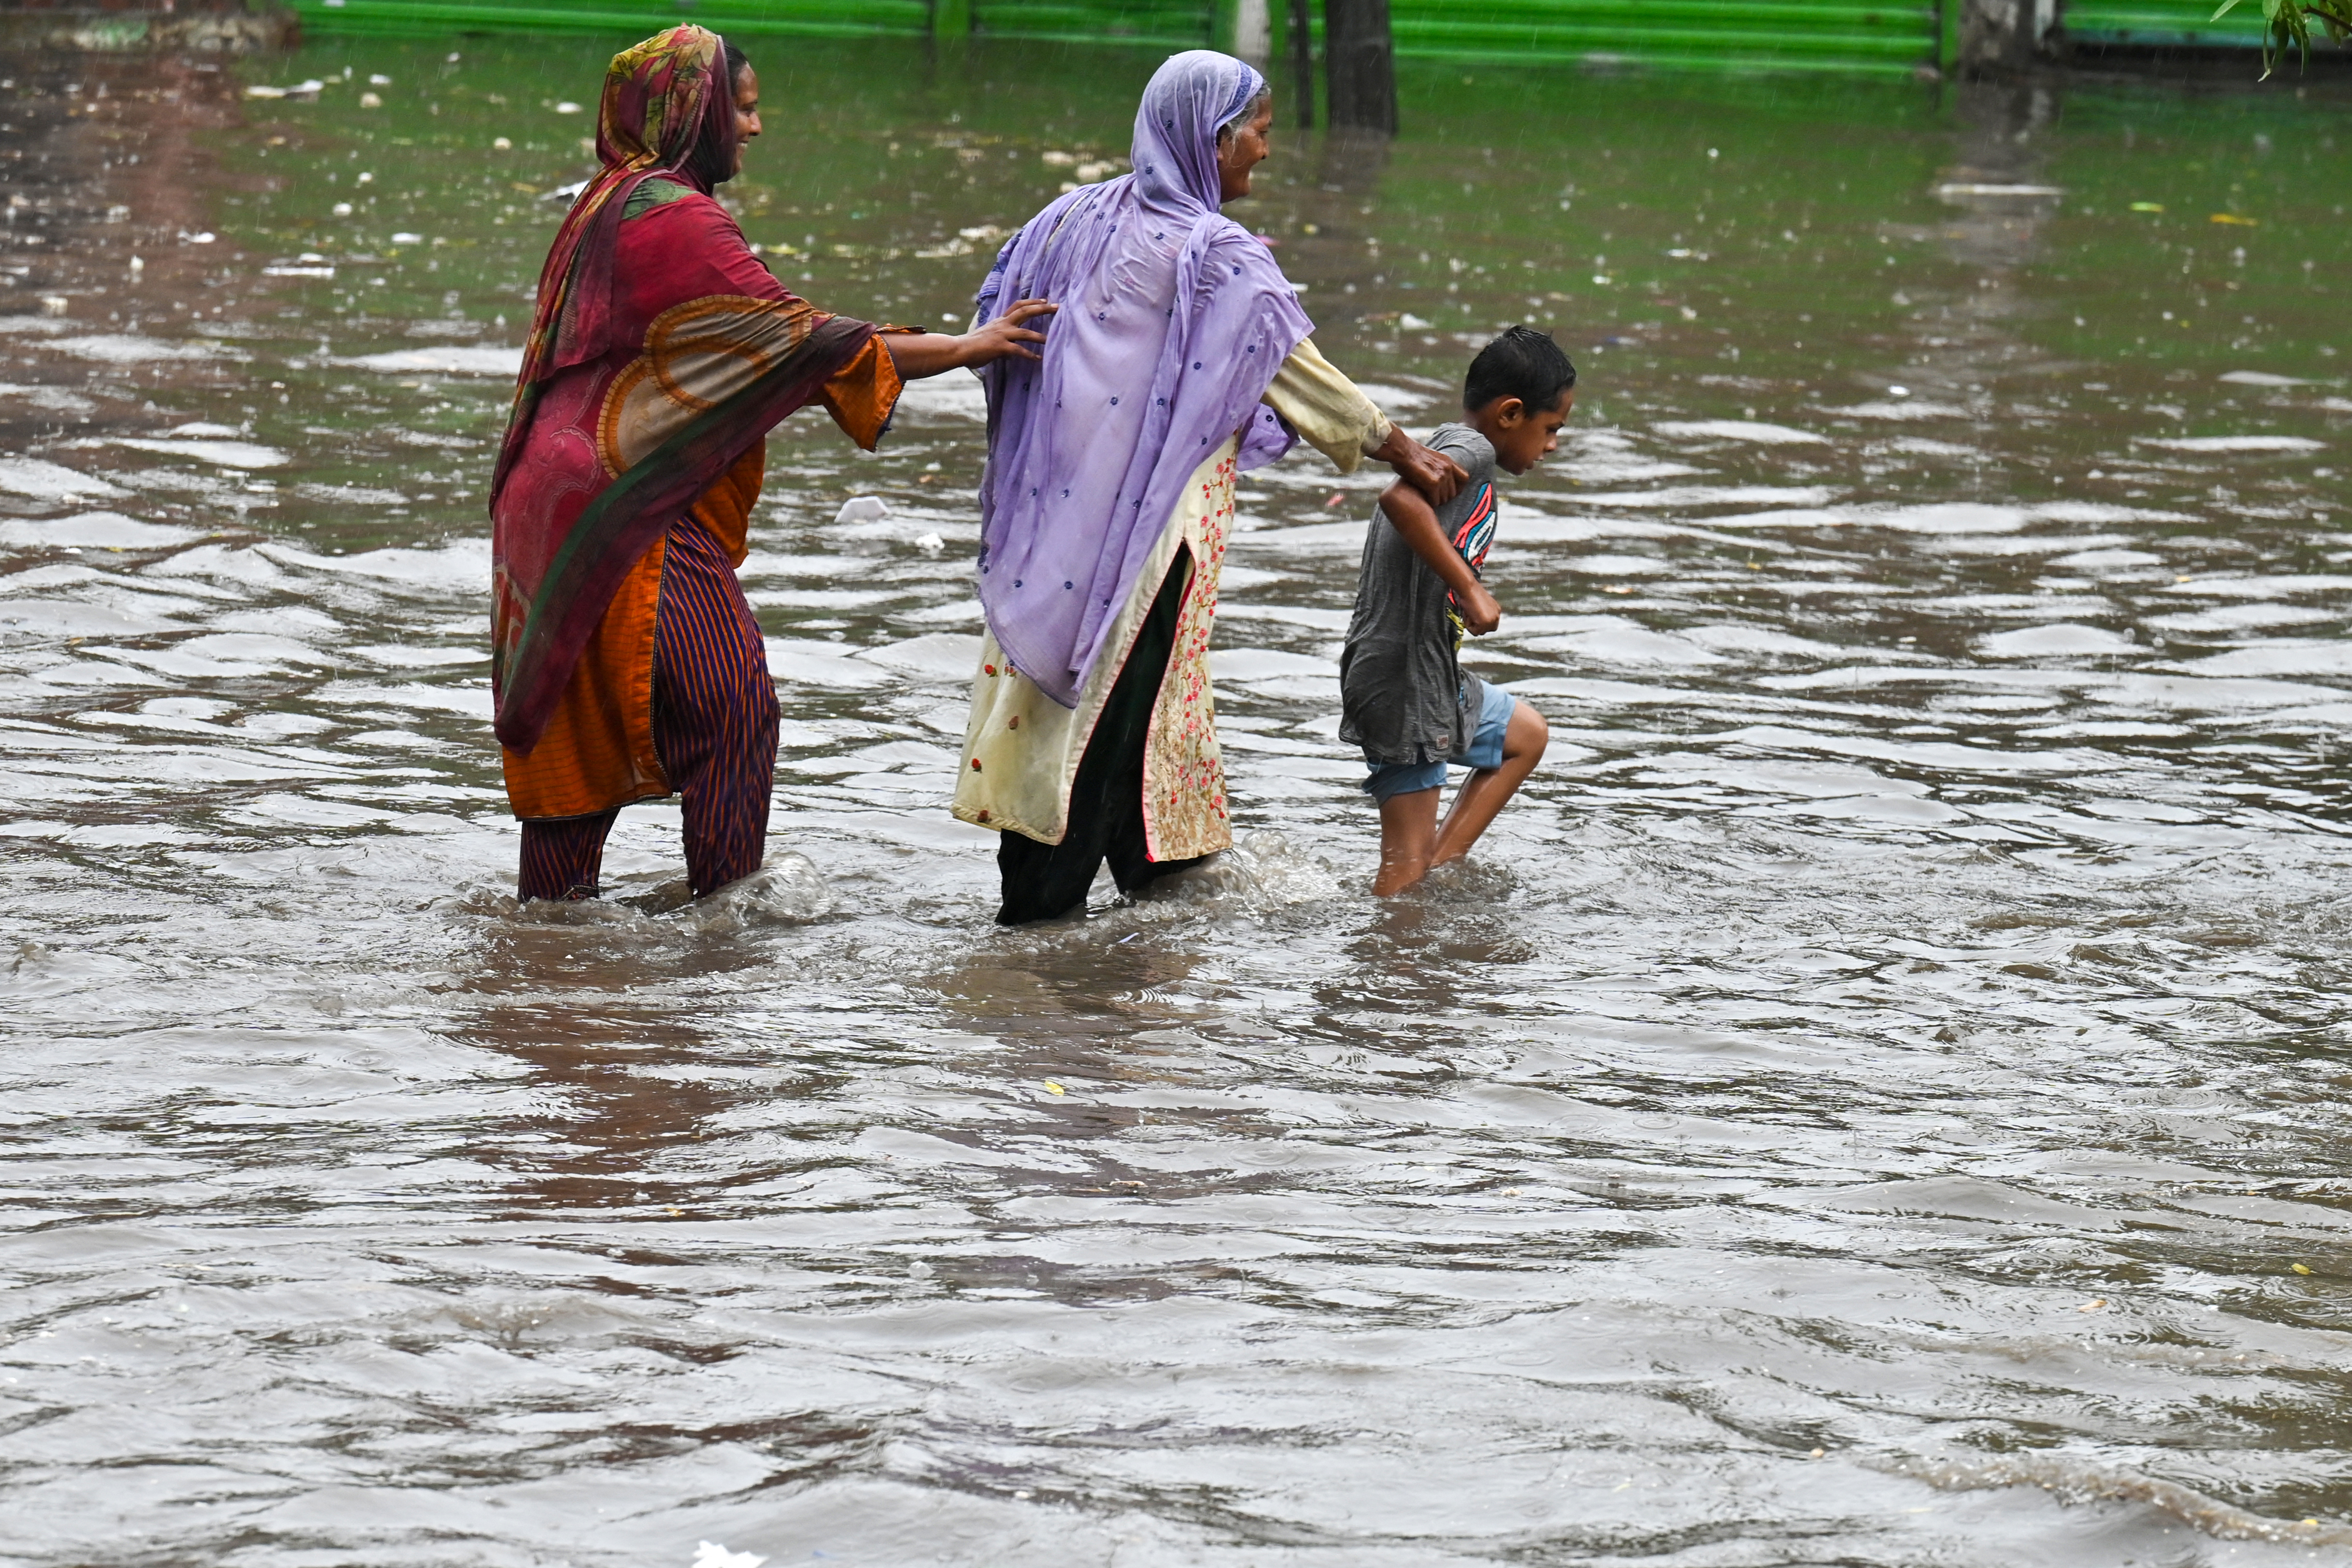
[1217,97,1274,203]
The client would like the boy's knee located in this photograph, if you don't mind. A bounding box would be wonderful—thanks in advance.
[1510,699,1548,758]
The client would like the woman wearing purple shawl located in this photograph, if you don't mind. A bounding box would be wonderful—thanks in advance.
[952,50,1462,923]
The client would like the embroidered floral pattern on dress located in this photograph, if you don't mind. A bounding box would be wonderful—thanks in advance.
[1140,450,1236,861]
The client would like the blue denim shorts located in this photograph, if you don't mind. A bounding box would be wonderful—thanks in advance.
[1363,681,1516,802]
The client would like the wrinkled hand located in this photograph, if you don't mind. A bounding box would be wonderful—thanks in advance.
[958,298,1056,366]
[1459,579,1501,637]
[1377,429,1467,505]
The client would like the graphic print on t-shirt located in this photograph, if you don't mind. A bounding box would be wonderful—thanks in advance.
[1443,479,1497,648]
[1449,480,1497,571]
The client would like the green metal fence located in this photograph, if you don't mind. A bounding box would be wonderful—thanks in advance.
[285,0,2268,76]
[293,0,936,40]
[286,0,1956,72]
[2062,0,2269,48]
[1388,0,1939,73]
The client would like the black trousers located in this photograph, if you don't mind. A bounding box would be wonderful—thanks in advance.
[996,549,1210,924]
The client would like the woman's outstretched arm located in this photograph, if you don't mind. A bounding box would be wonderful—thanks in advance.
[1263,339,1466,505]
[1368,427,1467,507]
[884,299,1058,378]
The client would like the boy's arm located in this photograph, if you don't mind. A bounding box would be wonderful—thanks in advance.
[1379,480,1501,635]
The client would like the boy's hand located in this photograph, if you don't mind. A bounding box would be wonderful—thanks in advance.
[1459,580,1501,637]
[1372,428,1467,505]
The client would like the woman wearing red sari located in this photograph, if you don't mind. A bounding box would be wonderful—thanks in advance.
[490,26,1049,901]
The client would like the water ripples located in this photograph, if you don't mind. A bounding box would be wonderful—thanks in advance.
[1,37,2349,1567]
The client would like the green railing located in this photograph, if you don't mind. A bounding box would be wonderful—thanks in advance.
[286,0,1953,71]
[293,0,935,39]
[2064,0,2270,46]
[286,0,2285,67]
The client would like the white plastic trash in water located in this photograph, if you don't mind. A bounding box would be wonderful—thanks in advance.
[690,1545,765,1568]
[834,494,890,525]
[914,531,944,554]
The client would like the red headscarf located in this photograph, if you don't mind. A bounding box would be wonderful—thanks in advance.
[492,25,739,503]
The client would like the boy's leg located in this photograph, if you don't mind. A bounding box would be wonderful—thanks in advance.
[1373,785,1442,896]
[1430,699,1549,870]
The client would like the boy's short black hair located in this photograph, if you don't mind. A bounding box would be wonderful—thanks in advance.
[1464,325,1576,415]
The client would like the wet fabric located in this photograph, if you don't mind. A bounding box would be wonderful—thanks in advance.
[515,511,777,901]
[955,436,1237,858]
[954,351,1389,856]
[1340,422,1498,766]
[971,49,1312,709]
[1362,679,1516,801]
[517,807,618,902]
[994,549,1208,923]
[493,24,736,498]
[489,26,890,763]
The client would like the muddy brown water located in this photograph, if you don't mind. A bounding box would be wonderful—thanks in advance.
[2,35,2350,1568]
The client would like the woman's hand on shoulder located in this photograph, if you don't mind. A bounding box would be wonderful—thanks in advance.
[882,300,1056,380]
[1374,428,1467,506]
[956,298,1057,367]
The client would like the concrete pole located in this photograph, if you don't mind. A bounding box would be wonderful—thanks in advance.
[1233,0,1271,64]
[1960,0,2060,73]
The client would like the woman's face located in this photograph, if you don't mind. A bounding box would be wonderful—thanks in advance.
[1216,97,1273,203]
[729,65,761,178]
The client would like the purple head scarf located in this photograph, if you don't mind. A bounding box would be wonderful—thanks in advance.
[973,49,1313,709]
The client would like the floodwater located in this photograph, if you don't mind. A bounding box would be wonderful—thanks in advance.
[2,32,2350,1566]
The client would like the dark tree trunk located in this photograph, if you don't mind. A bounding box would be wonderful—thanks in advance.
[1287,0,1315,128]
[1323,0,1396,136]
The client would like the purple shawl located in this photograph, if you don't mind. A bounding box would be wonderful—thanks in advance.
[973,49,1313,709]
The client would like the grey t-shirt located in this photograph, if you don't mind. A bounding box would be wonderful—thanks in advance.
[1338,423,1497,765]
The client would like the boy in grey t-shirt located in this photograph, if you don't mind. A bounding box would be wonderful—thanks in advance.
[1338,326,1576,894]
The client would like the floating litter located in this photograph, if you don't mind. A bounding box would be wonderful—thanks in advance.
[835,494,890,524]
[690,1545,765,1568]
[915,531,945,554]
[1934,182,2064,198]
[2130,201,2164,213]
